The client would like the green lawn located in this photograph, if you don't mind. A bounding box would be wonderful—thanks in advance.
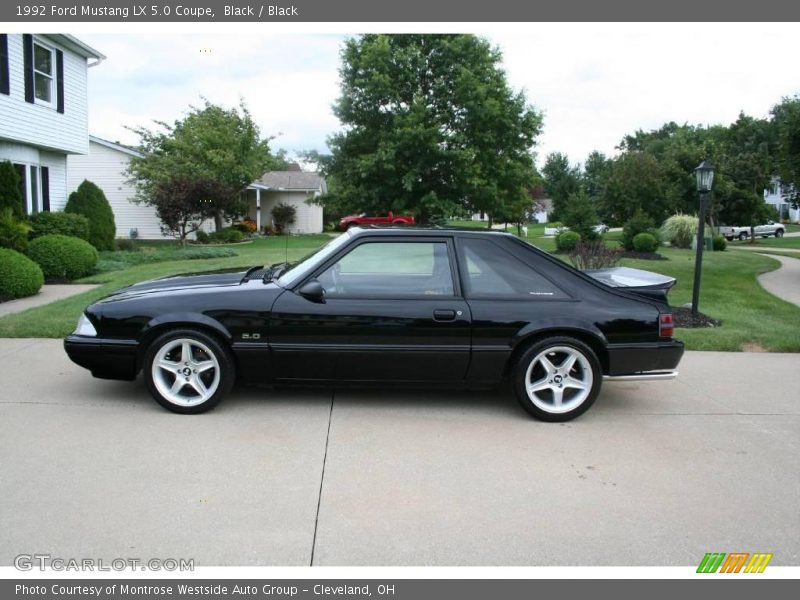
[1,233,798,352]
[727,235,800,249]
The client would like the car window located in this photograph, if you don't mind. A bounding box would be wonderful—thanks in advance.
[318,241,455,297]
[460,238,567,299]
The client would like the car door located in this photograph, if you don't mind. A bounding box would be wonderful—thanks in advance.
[269,236,471,382]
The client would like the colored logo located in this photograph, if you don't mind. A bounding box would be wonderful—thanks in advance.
[697,552,773,573]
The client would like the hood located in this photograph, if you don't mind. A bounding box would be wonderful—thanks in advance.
[104,267,256,300]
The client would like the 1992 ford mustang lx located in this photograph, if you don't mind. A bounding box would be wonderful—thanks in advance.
[64,228,684,421]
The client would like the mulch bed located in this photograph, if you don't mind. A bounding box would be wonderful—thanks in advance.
[671,306,721,328]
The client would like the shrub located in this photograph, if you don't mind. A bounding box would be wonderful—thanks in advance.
[562,190,600,241]
[712,234,727,252]
[233,218,257,234]
[556,230,581,252]
[0,248,44,301]
[0,160,24,219]
[633,232,659,253]
[114,238,137,251]
[64,180,116,251]
[195,230,210,244]
[661,213,698,249]
[548,221,564,229]
[208,227,244,244]
[568,241,623,271]
[94,246,238,273]
[0,207,32,253]
[271,202,296,233]
[27,234,98,281]
[621,210,657,251]
[29,211,90,241]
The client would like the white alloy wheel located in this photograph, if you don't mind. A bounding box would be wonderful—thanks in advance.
[151,337,221,407]
[523,345,594,415]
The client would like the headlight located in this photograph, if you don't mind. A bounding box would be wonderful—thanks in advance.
[74,314,97,337]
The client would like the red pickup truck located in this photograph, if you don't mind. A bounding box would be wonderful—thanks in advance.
[339,212,416,231]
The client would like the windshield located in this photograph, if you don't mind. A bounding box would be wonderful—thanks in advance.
[276,232,353,287]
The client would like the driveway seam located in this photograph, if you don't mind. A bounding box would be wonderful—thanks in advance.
[309,389,334,566]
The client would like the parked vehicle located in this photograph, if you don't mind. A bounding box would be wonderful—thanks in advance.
[720,221,785,241]
[64,228,684,421]
[339,211,415,230]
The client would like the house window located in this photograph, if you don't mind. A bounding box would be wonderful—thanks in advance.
[11,163,48,215]
[33,41,55,106]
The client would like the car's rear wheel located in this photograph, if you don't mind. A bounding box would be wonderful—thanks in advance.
[738,231,748,241]
[513,337,601,422]
[144,329,234,414]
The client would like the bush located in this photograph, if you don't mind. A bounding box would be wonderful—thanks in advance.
[27,234,98,281]
[621,210,657,251]
[29,211,90,241]
[568,241,623,271]
[562,190,600,241]
[94,245,238,273]
[556,230,581,252]
[195,230,210,244]
[661,213,698,249]
[0,207,32,253]
[115,238,137,251]
[0,248,44,301]
[233,218,257,234]
[272,202,296,233]
[633,232,659,253]
[0,160,24,219]
[64,180,116,251]
[208,227,244,244]
[547,221,564,229]
[712,234,727,252]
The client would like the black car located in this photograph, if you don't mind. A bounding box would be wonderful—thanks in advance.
[64,228,683,421]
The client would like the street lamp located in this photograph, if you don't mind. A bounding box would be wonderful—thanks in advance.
[691,160,715,316]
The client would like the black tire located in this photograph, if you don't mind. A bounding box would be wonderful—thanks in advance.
[776,229,784,238]
[143,328,235,414]
[512,336,602,422]
[738,232,748,241]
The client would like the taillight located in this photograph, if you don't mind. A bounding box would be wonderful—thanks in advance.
[659,313,674,338]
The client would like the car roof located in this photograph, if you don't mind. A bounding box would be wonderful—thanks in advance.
[346,225,515,238]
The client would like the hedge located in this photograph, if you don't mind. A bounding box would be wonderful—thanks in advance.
[0,248,44,301]
[556,230,581,252]
[27,234,98,281]
[29,211,91,241]
[65,180,116,251]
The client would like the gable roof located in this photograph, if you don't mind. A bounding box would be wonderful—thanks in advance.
[42,35,105,61]
[89,135,143,158]
[257,171,326,193]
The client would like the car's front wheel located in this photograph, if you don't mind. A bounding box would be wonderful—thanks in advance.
[738,231,748,241]
[513,337,601,422]
[144,329,235,414]
[775,229,785,238]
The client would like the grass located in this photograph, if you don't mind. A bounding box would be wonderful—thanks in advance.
[727,235,800,249]
[1,233,799,352]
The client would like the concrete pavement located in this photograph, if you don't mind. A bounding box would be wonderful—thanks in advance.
[0,340,798,566]
[0,284,99,317]
[755,253,800,307]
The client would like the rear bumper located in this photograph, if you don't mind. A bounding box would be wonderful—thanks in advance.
[64,335,139,381]
[605,340,684,376]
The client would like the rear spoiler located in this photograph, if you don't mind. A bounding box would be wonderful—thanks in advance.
[585,267,676,303]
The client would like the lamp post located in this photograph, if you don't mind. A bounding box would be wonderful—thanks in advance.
[691,160,715,316]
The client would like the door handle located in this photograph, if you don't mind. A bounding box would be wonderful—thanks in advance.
[433,309,457,322]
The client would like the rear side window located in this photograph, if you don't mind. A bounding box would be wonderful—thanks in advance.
[459,238,567,299]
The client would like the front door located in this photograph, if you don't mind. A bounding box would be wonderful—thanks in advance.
[269,237,471,382]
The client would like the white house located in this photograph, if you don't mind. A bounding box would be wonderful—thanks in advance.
[764,178,799,223]
[244,168,326,234]
[0,34,103,214]
[65,135,171,239]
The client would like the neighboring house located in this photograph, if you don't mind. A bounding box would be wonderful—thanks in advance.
[0,34,103,214]
[470,186,552,224]
[66,136,168,239]
[764,178,799,223]
[244,167,326,234]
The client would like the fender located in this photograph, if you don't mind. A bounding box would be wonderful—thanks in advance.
[142,312,233,341]
[511,317,608,348]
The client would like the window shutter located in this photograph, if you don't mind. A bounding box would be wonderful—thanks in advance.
[0,34,9,95]
[56,49,64,113]
[41,167,50,212]
[23,34,34,103]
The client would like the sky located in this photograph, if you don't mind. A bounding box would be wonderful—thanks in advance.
[80,24,800,169]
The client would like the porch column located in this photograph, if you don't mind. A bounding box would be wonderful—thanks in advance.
[256,189,261,232]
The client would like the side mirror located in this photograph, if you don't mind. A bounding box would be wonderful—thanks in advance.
[297,279,326,303]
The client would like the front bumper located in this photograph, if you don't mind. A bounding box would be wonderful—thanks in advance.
[605,340,684,376]
[64,335,139,381]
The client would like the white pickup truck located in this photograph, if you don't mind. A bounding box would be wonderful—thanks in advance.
[720,221,785,241]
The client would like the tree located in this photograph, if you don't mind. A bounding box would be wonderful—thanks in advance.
[271,202,296,234]
[65,180,116,251]
[562,190,599,241]
[148,177,226,245]
[770,96,800,208]
[127,100,280,231]
[542,153,582,222]
[0,161,24,219]
[324,34,542,224]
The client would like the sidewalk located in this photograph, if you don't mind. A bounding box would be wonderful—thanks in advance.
[756,253,800,307]
[0,284,99,318]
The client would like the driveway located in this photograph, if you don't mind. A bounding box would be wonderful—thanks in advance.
[0,340,797,566]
